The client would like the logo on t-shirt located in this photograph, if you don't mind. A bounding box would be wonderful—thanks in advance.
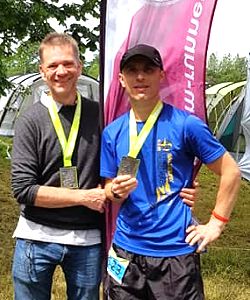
[156,139,173,202]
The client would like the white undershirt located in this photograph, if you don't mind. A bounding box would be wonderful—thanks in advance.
[13,215,101,246]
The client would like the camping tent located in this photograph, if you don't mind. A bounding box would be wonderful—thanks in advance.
[206,67,250,181]
[206,81,233,110]
[206,81,246,133]
[0,73,99,137]
[215,85,245,160]
[237,62,250,181]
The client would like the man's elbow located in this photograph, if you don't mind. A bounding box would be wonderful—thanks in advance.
[12,183,39,206]
[224,162,241,188]
[232,166,241,183]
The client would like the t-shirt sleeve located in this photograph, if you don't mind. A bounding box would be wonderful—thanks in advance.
[184,115,226,164]
[100,128,118,179]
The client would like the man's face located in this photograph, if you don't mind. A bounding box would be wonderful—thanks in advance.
[119,56,164,103]
[39,44,82,102]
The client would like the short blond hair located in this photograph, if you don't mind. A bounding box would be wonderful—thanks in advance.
[39,32,80,62]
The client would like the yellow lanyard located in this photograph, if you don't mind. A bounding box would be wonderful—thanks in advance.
[48,93,81,167]
[128,101,163,158]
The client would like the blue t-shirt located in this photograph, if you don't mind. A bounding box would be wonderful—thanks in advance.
[101,104,226,257]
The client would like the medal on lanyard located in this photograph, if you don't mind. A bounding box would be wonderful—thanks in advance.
[118,101,163,177]
[48,92,81,188]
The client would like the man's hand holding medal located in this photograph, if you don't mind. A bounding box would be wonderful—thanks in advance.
[110,174,138,204]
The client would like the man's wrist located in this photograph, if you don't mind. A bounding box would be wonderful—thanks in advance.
[111,184,122,200]
[211,210,229,223]
[209,215,226,231]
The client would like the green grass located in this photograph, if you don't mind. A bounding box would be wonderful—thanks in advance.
[196,167,250,299]
[0,154,249,299]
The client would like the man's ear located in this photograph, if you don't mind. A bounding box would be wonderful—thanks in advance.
[78,60,83,77]
[119,73,126,88]
[160,70,165,82]
[39,65,46,81]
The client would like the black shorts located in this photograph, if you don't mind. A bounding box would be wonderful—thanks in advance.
[105,244,204,300]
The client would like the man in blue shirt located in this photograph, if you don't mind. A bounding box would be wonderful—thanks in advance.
[101,44,241,299]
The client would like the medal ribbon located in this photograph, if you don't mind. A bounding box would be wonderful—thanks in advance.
[128,101,163,158]
[48,92,81,167]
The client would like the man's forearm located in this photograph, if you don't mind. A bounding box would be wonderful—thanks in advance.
[35,185,106,213]
[209,153,241,220]
[35,186,81,208]
[212,171,241,219]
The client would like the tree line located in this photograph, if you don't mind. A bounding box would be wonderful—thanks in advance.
[0,0,100,94]
[0,0,247,96]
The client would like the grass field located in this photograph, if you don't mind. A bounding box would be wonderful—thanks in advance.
[0,142,249,299]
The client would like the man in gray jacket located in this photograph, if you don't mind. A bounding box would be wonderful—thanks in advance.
[11,32,106,300]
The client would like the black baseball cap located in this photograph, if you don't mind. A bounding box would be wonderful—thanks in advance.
[120,44,163,71]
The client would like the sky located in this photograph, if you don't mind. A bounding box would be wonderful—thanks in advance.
[52,0,250,60]
[208,0,250,58]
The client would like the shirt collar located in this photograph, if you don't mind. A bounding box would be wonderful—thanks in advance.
[40,91,62,112]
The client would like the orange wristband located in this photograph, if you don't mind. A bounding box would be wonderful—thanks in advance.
[212,210,229,223]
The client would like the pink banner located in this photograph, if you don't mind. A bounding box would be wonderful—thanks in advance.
[101,0,218,251]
